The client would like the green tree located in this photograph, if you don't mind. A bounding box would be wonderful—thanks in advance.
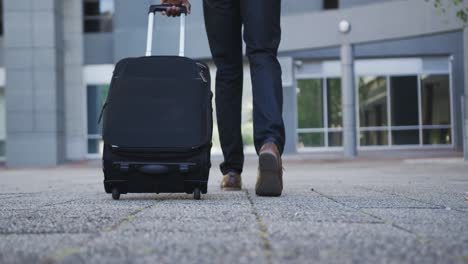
[425,0,467,25]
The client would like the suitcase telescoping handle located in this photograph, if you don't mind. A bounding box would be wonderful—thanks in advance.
[146,4,187,57]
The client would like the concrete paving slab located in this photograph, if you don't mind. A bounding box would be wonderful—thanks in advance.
[365,208,468,240]
[0,234,92,264]
[0,158,467,263]
[265,222,459,264]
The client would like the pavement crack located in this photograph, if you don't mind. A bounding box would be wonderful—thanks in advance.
[244,189,274,264]
[2,199,84,220]
[40,198,82,209]
[0,231,98,235]
[43,203,155,263]
[358,186,464,213]
[102,204,153,233]
[312,189,427,241]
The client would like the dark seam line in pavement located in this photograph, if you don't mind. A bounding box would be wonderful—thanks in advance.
[314,219,383,224]
[312,189,427,242]
[2,199,84,220]
[0,192,35,195]
[40,199,83,208]
[357,186,465,213]
[352,206,442,209]
[44,203,155,263]
[102,204,154,233]
[0,231,99,235]
[0,195,23,200]
[244,189,274,264]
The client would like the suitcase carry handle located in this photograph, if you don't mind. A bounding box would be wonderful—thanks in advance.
[138,164,170,175]
[146,4,186,57]
[149,4,188,14]
[117,162,194,175]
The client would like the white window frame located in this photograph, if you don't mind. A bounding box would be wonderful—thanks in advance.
[0,68,6,161]
[84,65,114,159]
[295,57,454,152]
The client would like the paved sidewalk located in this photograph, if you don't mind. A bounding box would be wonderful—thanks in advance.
[0,157,467,264]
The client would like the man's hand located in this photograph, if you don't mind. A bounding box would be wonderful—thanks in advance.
[161,0,191,17]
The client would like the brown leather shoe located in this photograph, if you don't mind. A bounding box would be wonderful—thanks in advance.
[220,171,242,191]
[256,142,283,196]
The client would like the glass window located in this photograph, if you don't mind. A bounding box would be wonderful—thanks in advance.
[360,131,388,146]
[84,0,114,33]
[0,86,5,157]
[297,79,324,129]
[423,129,451,145]
[390,76,419,126]
[0,1,4,36]
[87,84,109,154]
[327,78,342,128]
[421,75,451,126]
[392,130,419,145]
[328,132,342,147]
[298,133,324,148]
[359,76,387,127]
[323,0,339,9]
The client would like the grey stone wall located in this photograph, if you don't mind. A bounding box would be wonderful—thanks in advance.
[340,0,392,9]
[279,57,297,154]
[4,0,65,166]
[63,0,86,161]
[464,27,468,161]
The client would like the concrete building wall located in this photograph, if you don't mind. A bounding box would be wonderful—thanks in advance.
[0,38,4,66]
[82,0,465,62]
[84,33,113,65]
[4,0,66,166]
[341,0,393,8]
[464,28,468,160]
[63,0,87,161]
[281,0,322,14]
[279,57,297,154]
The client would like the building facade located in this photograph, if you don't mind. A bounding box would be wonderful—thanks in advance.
[0,0,466,166]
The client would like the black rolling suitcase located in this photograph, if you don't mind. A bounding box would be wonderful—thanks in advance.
[101,5,212,200]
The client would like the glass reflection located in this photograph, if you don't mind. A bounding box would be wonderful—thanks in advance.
[392,130,419,145]
[298,133,325,148]
[359,76,387,127]
[423,129,451,145]
[327,78,342,128]
[297,79,324,128]
[421,75,450,126]
[328,132,342,147]
[360,131,388,146]
[390,76,419,126]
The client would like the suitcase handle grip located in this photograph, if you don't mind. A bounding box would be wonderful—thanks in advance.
[146,5,186,57]
[149,4,188,14]
[139,164,170,175]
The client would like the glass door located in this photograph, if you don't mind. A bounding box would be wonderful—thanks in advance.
[297,77,343,150]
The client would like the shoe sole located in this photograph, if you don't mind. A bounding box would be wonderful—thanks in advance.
[256,152,282,197]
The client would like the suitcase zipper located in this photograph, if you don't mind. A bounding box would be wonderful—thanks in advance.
[110,144,210,159]
[199,71,208,83]
[111,144,208,154]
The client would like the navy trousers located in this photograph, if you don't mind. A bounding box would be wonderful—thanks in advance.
[203,0,285,175]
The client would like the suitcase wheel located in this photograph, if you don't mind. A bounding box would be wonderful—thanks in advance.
[112,188,121,200]
[193,188,201,200]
